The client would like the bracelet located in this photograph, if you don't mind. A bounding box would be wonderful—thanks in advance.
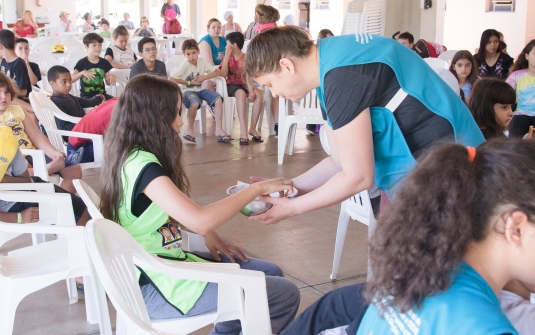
[187,80,191,86]
[17,212,22,224]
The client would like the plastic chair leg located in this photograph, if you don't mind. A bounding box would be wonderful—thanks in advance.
[116,313,127,335]
[0,285,17,335]
[288,123,297,156]
[66,278,79,304]
[198,106,207,135]
[83,275,99,324]
[330,205,350,281]
[277,121,290,165]
[88,268,113,335]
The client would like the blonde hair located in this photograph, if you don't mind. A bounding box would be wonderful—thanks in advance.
[255,4,280,25]
[140,16,149,25]
[18,10,37,30]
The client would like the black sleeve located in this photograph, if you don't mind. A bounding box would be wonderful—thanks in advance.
[323,64,399,130]
[75,95,103,108]
[161,4,166,15]
[502,53,514,75]
[74,58,85,72]
[131,163,168,217]
[102,58,113,73]
[104,47,114,58]
[134,53,137,61]
[29,62,42,81]
[129,63,139,79]
[13,60,30,94]
[175,4,180,15]
[50,96,82,132]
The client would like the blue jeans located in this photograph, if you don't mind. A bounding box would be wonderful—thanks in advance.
[182,89,222,109]
[141,252,300,335]
[67,141,94,164]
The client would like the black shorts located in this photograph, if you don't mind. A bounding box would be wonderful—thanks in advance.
[227,84,249,98]
[7,176,87,218]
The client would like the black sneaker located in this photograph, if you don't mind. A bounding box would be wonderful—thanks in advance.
[306,124,316,136]
[274,123,278,138]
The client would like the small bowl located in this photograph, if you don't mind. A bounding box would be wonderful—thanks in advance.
[226,185,298,217]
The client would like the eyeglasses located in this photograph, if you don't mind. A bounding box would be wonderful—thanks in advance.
[143,47,157,52]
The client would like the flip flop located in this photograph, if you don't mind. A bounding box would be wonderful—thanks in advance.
[182,134,196,144]
[239,138,250,145]
[250,136,263,143]
[217,135,232,143]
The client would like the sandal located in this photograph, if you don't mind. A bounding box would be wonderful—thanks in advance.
[250,136,263,143]
[239,138,250,145]
[182,134,196,144]
[217,135,232,143]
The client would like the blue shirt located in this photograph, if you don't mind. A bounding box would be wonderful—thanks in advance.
[461,82,472,99]
[199,35,227,66]
[356,262,518,335]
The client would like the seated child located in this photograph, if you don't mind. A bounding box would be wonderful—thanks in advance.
[219,32,263,145]
[72,33,115,100]
[133,17,156,38]
[170,39,231,144]
[48,65,105,132]
[14,38,41,87]
[129,37,167,79]
[469,78,520,139]
[0,125,90,225]
[507,39,535,138]
[0,30,32,99]
[0,72,82,194]
[67,98,117,164]
[500,280,535,335]
[397,31,414,48]
[449,50,479,102]
[99,19,112,39]
[104,25,137,69]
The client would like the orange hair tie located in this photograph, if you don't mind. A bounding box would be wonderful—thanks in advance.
[466,146,476,162]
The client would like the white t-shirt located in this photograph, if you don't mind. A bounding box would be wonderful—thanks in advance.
[57,20,77,33]
[499,290,535,335]
[171,58,216,92]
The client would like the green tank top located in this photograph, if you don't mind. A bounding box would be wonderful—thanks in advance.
[119,149,209,314]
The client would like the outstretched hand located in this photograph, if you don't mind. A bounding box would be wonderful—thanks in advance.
[203,231,248,263]
[249,196,295,224]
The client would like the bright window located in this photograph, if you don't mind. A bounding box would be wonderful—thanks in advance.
[278,0,291,10]
[487,0,515,12]
[316,0,330,10]
[228,0,238,9]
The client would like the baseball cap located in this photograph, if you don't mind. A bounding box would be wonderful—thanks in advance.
[0,126,18,176]
[59,11,70,18]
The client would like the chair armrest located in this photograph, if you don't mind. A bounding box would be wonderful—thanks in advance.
[46,129,103,164]
[0,183,54,192]
[0,221,84,237]
[0,191,75,226]
[54,111,81,124]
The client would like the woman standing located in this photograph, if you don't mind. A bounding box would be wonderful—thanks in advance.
[220,11,242,37]
[474,29,514,79]
[199,19,226,66]
[13,11,38,38]
[160,0,180,34]
[245,26,484,224]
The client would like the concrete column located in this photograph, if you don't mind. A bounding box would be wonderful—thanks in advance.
[101,0,109,20]
[139,0,150,20]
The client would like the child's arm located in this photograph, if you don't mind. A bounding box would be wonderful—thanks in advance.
[219,45,233,78]
[76,94,105,108]
[104,55,132,69]
[199,68,222,82]
[22,111,65,159]
[25,61,39,86]
[105,72,116,86]
[1,169,32,183]
[0,207,39,224]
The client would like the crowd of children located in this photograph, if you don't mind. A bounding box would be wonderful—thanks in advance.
[1,2,535,334]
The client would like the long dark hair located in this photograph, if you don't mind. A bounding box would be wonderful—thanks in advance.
[512,39,535,72]
[100,74,189,222]
[365,138,535,313]
[449,50,479,87]
[469,78,516,138]
[475,29,501,64]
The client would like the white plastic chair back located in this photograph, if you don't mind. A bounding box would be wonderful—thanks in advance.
[156,39,170,62]
[106,81,126,97]
[70,80,81,96]
[423,57,449,69]
[165,55,185,78]
[110,69,130,83]
[30,38,62,52]
[360,0,387,35]
[86,218,270,335]
[437,50,458,66]
[28,51,61,76]
[29,92,66,153]
[20,149,49,182]
[65,49,88,62]
[62,38,85,53]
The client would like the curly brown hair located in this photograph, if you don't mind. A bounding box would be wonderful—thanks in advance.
[365,138,535,313]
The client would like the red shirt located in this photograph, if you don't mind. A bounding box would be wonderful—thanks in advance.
[14,22,36,37]
[69,98,117,147]
[220,53,246,85]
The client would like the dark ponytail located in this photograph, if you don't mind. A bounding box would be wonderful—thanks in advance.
[366,138,535,313]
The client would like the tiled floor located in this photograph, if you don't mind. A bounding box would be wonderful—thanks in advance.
[1,116,369,335]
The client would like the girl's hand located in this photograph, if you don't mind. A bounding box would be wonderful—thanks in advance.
[191,77,202,86]
[247,91,257,100]
[82,70,95,80]
[21,207,39,223]
[107,73,117,86]
[225,44,233,55]
[249,196,296,224]
[257,178,293,196]
[195,75,205,83]
[203,231,248,263]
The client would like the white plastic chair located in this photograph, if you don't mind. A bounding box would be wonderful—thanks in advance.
[61,38,85,54]
[165,55,186,78]
[277,90,323,164]
[437,50,458,66]
[62,59,78,71]
[65,49,88,62]
[29,92,104,170]
[86,218,272,335]
[318,126,377,281]
[28,51,61,76]
[423,57,449,69]
[0,191,112,335]
[110,69,130,83]
[156,39,170,62]
[20,149,49,182]
[73,179,208,253]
